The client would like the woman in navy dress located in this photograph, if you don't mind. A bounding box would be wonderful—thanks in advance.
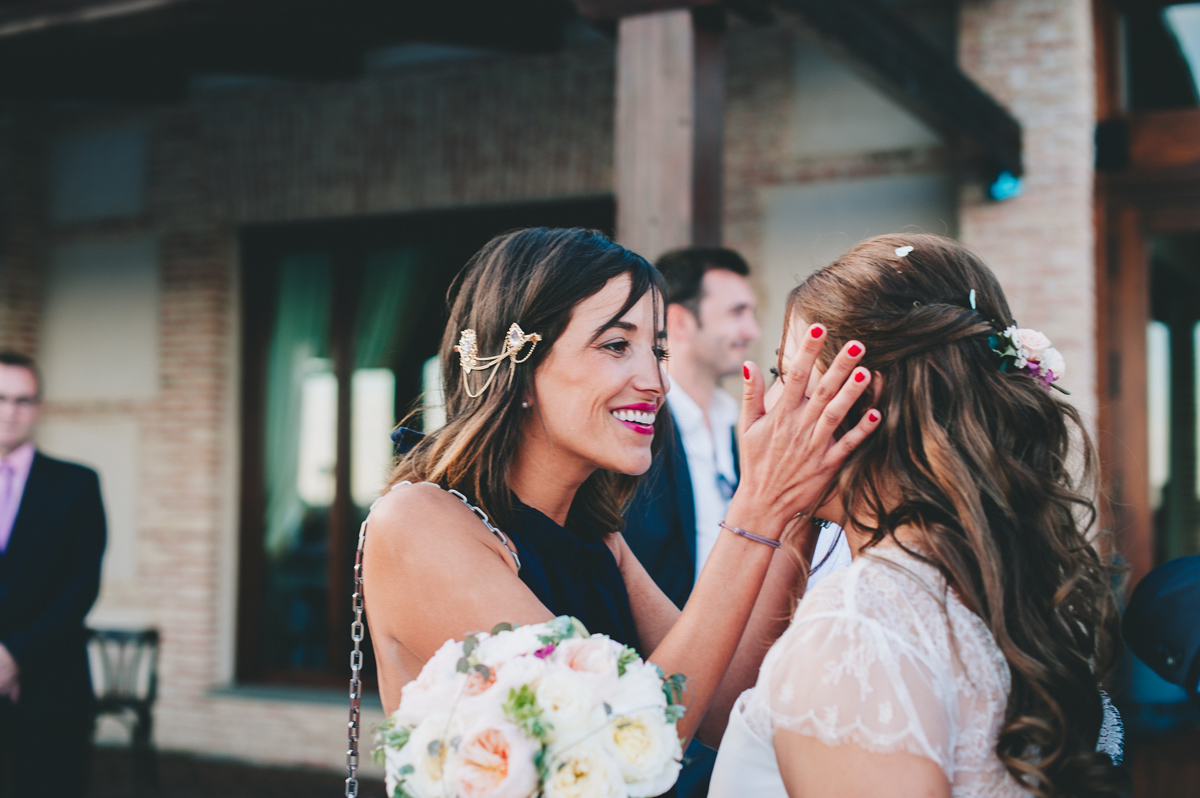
[363,227,880,755]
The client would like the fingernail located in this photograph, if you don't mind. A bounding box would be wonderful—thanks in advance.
[743,364,750,380]
[810,325,824,339]
[868,410,880,423]
[848,343,863,358]
[854,370,867,383]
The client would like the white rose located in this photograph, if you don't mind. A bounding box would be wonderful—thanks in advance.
[536,665,608,742]
[611,662,667,715]
[478,624,547,665]
[460,655,547,726]
[1013,328,1052,362]
[552,637,620,701]
[388,712,463,798]
[1039,347,1065,379]
[394,641,467,726]
[543,742,626,798]
[454,720,541,798]
[605,709,683,798]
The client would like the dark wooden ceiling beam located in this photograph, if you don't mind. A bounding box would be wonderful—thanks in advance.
[0,0,575,102]
[778,0,1023,177]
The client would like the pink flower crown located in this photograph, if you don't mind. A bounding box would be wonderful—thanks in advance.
[988,326,1068,394]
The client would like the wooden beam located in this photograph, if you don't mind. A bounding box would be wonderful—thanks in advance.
[1127,108,1200,171]
[615,9,724,261]
[572,0,715,20]
[1103,206,1153,588]
[779,0,1023,177]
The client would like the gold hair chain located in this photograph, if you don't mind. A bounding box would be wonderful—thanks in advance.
[454,322,542,398]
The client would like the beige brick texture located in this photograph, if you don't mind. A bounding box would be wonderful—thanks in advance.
[958,0,1098,427]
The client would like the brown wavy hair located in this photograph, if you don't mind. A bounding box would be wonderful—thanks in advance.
[388,227,668,537]
[788,234,1123,796]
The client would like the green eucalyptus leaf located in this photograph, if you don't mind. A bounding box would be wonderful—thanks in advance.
[456,657,470,673]
[399,764,414,776]
[463,635,478,657]
[474,663,492,681]
[491,622,514,635]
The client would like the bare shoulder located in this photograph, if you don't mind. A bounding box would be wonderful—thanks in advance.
[364,482,517,573]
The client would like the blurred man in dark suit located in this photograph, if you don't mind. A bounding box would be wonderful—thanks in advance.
[0,352,106,796]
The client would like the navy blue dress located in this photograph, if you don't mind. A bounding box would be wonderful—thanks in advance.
[506,497,642,654]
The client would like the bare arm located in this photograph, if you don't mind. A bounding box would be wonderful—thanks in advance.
[364,484,557,714]
[775,731,951,798]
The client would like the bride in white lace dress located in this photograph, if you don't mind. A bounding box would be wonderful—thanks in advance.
[710,234,1125,798]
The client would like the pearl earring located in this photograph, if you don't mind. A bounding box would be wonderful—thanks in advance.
[521,401,530,409]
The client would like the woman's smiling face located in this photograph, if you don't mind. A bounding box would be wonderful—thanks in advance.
[524,273,668,478]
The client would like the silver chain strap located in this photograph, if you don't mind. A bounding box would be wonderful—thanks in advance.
[345,481,520,797]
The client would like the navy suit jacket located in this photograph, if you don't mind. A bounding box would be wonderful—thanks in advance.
[623,406,738,609]
[623,417,696,609]
[0,452,106,717]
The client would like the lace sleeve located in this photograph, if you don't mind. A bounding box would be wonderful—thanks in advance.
[763,603,956,774]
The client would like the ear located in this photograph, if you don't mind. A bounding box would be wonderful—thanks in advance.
[666,302,697,337]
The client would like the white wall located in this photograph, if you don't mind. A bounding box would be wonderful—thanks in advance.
[753,172,958,367]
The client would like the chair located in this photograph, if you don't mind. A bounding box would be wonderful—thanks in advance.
[87,628,161,796]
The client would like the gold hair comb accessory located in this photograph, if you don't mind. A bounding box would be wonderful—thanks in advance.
[453,323,542,398]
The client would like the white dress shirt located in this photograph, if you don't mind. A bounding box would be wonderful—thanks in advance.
[669,386,853,586]
[667,385,741,579]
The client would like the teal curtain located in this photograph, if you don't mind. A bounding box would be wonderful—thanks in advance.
[349,249,425,509]
[354,248,424,369]
[264,254,332,558]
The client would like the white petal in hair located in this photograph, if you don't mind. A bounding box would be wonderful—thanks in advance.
[895,246,914,257]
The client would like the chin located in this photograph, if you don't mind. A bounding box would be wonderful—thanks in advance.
[602,451,653,477]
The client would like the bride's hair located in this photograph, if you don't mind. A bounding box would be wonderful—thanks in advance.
[788,234,1123,797]
[388,226,667,536]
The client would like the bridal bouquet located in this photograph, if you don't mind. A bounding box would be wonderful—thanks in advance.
[377,616,686,798]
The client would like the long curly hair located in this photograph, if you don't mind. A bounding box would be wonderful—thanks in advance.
[788,234,1123,797]
[388,227,668,537]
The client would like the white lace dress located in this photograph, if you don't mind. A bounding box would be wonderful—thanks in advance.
[710,545,1121,797]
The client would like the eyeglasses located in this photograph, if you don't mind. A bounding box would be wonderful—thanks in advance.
[0,395,39,411]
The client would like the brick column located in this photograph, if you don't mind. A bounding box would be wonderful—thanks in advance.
[0,108,44,356]
[958,0,1098,426]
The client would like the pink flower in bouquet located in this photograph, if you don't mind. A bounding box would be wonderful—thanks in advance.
[455,721,540,798]
[554,637,620,699]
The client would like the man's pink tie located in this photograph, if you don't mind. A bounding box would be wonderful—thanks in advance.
[0,462,13,553]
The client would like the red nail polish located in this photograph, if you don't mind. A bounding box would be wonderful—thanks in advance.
[854,370,866,383]
[743,365,750,380]
[810,325,824,339]
[848,343,863,358]
[868,410,880,422]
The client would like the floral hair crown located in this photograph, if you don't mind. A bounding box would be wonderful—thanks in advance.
[896,245,1068,394]
[453,322,542,398]
[988,326,1069,393]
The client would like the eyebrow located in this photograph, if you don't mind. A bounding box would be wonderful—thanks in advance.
[591,320,635,341]
[588,320,668,343]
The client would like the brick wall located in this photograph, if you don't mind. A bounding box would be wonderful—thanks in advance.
[958,0,1099,426]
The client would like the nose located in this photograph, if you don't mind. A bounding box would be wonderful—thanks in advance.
[745,314,762,343]
[632,348,667,398]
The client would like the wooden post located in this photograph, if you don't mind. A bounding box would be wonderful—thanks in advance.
[614,8,723,261]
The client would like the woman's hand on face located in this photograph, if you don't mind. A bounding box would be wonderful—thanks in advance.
[731,324,880,536]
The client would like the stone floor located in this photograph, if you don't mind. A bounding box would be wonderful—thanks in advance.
[90,749,386,798]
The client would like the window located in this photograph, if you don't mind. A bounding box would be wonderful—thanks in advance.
[236,198,614,686]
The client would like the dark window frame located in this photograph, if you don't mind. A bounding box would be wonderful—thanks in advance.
[235,197,615,686]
